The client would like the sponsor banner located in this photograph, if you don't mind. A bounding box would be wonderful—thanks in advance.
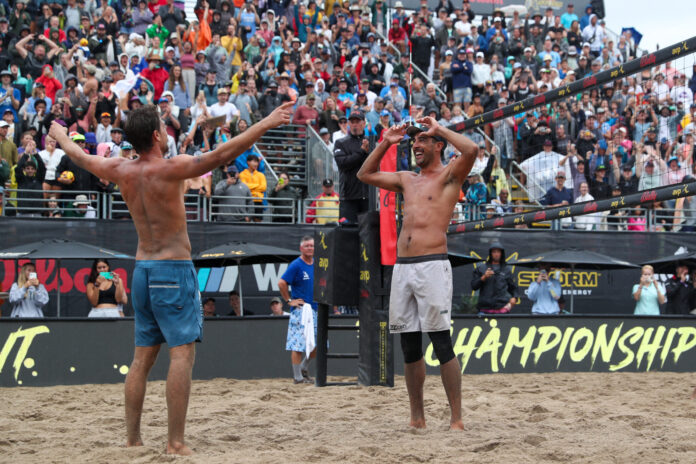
[0,220,315,317]
[3,315,696,387]
[0,318,360,387]
[421,316,696,374]
[449,181,696,234]
[446,35,696,133]
[3,221,696,316]
[447,229,694,314]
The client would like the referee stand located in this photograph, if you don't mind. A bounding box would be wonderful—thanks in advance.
[313,214,394,387]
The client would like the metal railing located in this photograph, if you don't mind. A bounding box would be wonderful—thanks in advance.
[306,125,339,199]
[207,194,296,223]
[1,188,103,218]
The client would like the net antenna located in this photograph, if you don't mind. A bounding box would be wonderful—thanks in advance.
[448,36,696,234]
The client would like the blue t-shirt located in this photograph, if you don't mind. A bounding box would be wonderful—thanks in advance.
[281,257,316,309]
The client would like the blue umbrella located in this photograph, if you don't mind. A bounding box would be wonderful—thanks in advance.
[621,27,643,46]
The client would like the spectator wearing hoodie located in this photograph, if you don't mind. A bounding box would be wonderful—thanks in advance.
[471,242,518,314]
[14,153,46,216]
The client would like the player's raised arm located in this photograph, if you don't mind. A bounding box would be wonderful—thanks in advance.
[168,101,294,179]
[416,117,477,182]
[48,121,124,183]
[357,124,407,193]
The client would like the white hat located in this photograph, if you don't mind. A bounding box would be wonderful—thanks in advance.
[445,50,453,56]
[476,51,484,58]
[0,121,9,128]
[73,194,90,206]
[493,17,501,22]
[394,1,403,7]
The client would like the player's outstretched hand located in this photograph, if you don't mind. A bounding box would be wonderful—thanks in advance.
[416,116,440,137]
[265,101,294,129]
[383,124,407,145]
[48,121,68,142]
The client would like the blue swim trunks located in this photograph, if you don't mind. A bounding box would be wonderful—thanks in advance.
[131,260,203,347]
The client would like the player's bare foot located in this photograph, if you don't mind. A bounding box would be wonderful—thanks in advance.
[450,420,464,430]
[166,442,193,456]
[409,418,426,429]
[126,440,143,447]
[691,387,696,400]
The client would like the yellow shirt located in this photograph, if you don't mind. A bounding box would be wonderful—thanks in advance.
[239,169,267,201]
[221,36,243,66]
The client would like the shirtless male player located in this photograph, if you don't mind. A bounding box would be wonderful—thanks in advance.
[357,117,477,430]
[48,101,294,454]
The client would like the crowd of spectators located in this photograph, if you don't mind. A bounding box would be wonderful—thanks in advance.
[0,1,694,229]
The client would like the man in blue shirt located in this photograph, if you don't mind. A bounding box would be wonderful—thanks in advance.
[541,169,573,206]
[450,48,473,108]
[278,235,317,384]
[528,265,562,314]
[560,3,579,30]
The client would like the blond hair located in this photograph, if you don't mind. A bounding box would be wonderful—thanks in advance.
[641,265,654,274]
[17,262,36,287]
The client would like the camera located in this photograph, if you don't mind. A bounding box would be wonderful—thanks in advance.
[29,272,37,280]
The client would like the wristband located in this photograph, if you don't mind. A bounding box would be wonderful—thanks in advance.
[287,299,292,305]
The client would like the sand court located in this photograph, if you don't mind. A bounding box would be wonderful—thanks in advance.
[3,372,696,463]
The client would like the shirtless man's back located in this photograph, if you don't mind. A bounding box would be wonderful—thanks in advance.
[49,102,293,454]
[358,117,477,430]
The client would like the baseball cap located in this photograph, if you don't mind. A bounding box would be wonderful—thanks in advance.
[110,127,123,133]
[100,112,111,118]
[476,52,484,58]
[596,164,607,171]
[543,140,553,146]
[319,127,329,135]
[121,141,133,150]
[445,50,453,56]
[556,171,566,178]
[0,121,9,128]
[348,110,365,121]
[270,296,283,304]
[217,88,229,94]
[322,178,334,187]
[227,165,239,174]
[380,109,390,117]
[457,48,466,54]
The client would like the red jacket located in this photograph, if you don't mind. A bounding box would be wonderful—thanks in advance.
[35,74,63,103]
[140,67,170,101]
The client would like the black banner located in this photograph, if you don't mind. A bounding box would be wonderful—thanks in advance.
[3,315,696,387]
[0,219,315,317]
[0,318,360,387]
[446,35,696,133]
[358,212,394,386]
[3,220,696,316]
[448,181,696,234]
[447,229,692,315]
[420,316,696,374]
